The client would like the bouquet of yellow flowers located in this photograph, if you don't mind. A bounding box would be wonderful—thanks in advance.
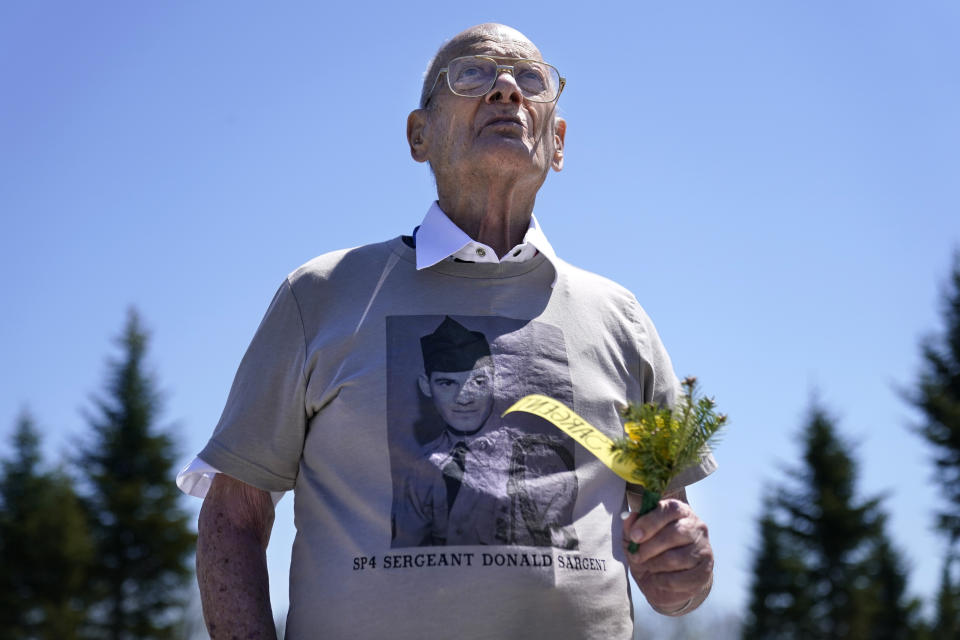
[611,377,726,517]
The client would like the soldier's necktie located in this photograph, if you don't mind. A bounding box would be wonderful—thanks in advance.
[443,441,469,511]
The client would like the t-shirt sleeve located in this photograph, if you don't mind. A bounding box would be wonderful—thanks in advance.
[198,278,307,492]
[629,296,718,492]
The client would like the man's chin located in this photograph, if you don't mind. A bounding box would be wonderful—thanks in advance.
[475,130,531,148]
[447,419,482,432]
[468,138,545,170]
[445,412,491,434]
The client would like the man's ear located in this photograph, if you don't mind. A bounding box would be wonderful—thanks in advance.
[407,110,430,163]
[418,373,433,398]
[551,117,566,172]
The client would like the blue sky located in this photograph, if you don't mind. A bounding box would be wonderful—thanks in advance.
[2,0,958,626]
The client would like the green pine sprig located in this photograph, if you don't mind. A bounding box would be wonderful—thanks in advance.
[611,377,726,515]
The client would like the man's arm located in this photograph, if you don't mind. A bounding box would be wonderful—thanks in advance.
[197,473,277,639]
[622,488,714,616]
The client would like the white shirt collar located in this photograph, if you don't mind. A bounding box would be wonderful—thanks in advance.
[414,202,559,284]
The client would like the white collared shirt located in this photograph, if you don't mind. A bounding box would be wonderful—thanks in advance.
[414,202,559,284]
[176,202,562,499]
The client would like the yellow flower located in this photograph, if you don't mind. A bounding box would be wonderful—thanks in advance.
[612,376,725,503]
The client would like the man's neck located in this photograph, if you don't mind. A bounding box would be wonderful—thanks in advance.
[436,172,544,258]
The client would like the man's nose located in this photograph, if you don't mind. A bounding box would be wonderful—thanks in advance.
[485,70,523,104]
[456,385,478,404]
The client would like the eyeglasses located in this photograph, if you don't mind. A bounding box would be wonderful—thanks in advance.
[427,55,566,105]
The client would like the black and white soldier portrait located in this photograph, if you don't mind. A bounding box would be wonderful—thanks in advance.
[389,315,579,549]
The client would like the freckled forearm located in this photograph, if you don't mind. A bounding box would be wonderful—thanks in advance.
[197,503,277,639]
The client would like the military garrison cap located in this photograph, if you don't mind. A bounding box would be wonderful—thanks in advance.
[421,316,492,374]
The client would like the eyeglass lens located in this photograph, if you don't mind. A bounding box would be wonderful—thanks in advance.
[447,57,560,101]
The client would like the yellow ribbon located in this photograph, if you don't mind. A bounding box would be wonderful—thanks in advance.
[502,394,638,482]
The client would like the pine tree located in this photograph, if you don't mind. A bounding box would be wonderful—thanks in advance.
[0,411,93,639]
[909,252,960,544]
[742,404,920,639]
[78,309,196,640]
[860,526,927,640]
[932,553,960,639]
[782,405,881,638]
[741,501,813,639]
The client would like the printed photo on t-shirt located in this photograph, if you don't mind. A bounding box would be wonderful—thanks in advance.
[386,315,580,550]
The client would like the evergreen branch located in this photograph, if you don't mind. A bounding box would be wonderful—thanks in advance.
[611,377,726,515]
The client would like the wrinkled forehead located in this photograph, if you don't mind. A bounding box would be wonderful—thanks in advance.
[442,29,542,63]
[420,24,543,107]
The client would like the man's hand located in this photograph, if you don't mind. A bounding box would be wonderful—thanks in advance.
[621,490,713,616]
[197,473,277,639]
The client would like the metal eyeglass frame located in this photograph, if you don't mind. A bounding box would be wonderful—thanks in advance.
[425,55,566,106]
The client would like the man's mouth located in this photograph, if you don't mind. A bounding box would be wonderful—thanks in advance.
[483,115,525,130]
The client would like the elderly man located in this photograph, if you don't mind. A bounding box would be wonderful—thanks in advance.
[181,23,716,640]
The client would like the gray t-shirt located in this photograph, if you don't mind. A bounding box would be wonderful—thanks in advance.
[199,236,716,639]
